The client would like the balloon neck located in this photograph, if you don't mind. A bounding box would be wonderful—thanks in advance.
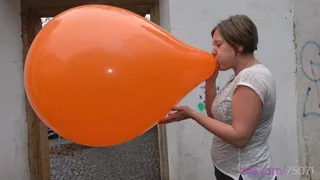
[186,49,217,65]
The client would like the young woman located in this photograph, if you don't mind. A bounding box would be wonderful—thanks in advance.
[160,14,277,180]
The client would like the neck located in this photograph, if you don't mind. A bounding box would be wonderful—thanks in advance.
[233,53,258,76]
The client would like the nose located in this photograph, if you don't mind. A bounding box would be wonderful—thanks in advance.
[211,48,217,57]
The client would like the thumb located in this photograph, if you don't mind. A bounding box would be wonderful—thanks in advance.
[171,105,183,111]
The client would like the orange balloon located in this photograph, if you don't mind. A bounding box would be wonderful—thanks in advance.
[24,4,217,146]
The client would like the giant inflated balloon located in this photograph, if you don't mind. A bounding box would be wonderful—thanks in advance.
[24,4,217,146]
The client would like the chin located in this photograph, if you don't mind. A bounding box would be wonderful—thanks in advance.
[218,65,229,71]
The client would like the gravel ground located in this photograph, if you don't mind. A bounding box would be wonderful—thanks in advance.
[49,127,161,180]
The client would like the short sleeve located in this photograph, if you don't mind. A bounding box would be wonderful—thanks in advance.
[233,69,268,105]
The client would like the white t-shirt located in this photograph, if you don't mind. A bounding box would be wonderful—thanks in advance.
[211,64,277,180]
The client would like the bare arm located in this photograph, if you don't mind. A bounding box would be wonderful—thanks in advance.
[205,69,219,118]
[205,80,217,118]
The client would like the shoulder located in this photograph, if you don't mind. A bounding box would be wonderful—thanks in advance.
[233,64,276,104]
[235,64,275,86]
[239,64,273,79]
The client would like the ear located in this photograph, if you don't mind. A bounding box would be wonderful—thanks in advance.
[237,45,244,53]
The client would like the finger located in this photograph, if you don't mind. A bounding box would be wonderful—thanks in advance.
[214,66,219,73]
[171,105,183,111]
[165,111,176,117]
[160,112,182,124]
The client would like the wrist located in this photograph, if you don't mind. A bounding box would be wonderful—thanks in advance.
[205,80,217,88]
[205,78,216,84]
[188,108,199,121]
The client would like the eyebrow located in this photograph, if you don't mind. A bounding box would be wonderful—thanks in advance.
[213,40,222,44]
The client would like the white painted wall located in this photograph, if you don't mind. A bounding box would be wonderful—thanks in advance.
[159,0,299,179]
[0,0,30,179]
[294,0,320,179]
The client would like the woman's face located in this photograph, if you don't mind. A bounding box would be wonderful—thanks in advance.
[211,29,238,71]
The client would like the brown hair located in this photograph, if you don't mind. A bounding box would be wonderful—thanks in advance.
[211,14,258,54]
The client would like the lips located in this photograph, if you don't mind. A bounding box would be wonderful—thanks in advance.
[216,60,220,66]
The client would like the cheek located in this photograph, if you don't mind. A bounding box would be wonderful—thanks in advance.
[217,48,230,60]
[221,47,235,59]
[216,50,235,67]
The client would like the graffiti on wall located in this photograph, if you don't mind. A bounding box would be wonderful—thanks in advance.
[197,85,207,112]
[197,84,220,112]
[300,40,320,117]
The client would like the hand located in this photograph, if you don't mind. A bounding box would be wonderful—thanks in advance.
[159,105,194,124]
[206,64,219,82]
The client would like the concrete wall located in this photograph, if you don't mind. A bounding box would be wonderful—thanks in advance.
[294,0,320,179]
[160,0,300,179]
[0,0,30,180]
